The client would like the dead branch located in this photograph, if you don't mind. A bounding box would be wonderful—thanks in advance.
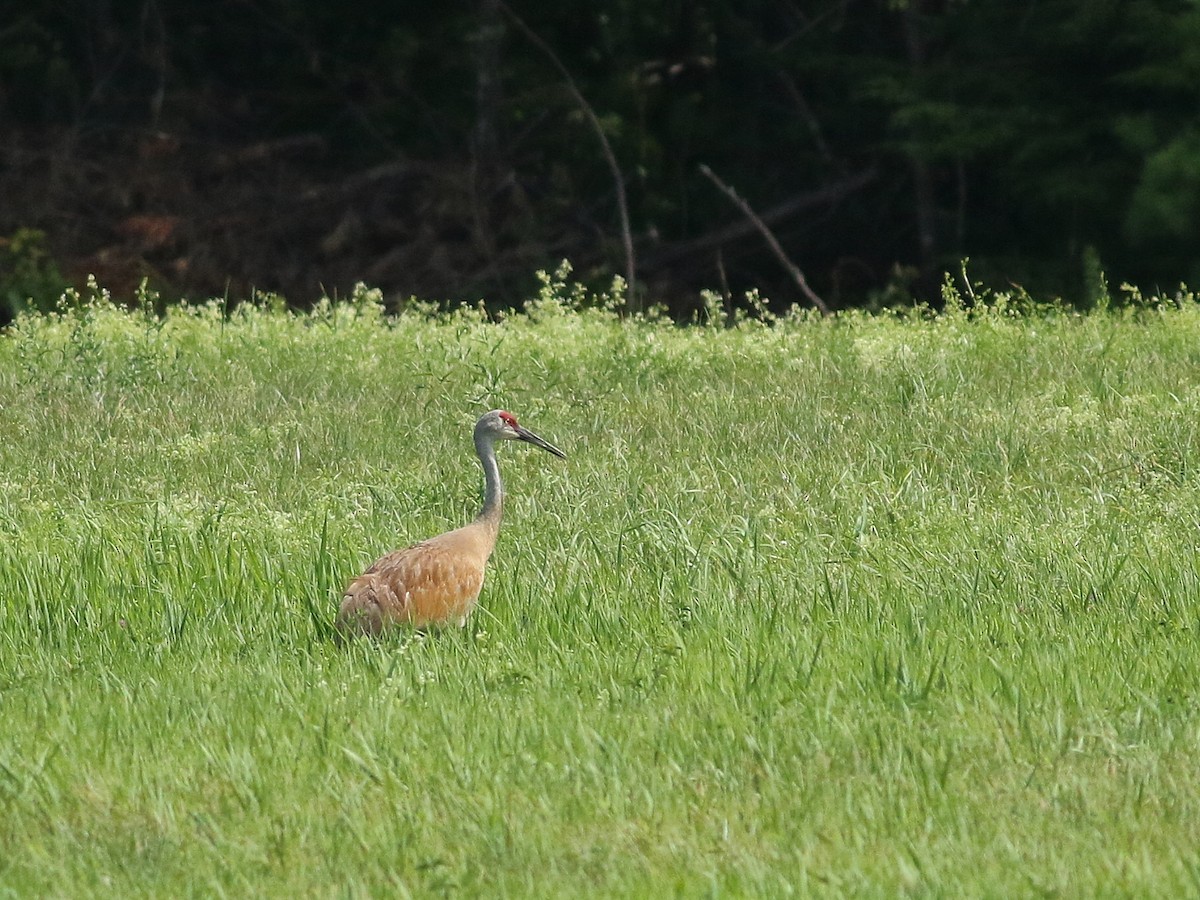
[645,167,875,269]
[698,164,837,315]
[498,1,637,307]
[776,73,835,165]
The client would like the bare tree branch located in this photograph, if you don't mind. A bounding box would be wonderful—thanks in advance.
[776,72,835,166]
[698,164,833,316]
[498,1,637,307]
[644,168,875,269]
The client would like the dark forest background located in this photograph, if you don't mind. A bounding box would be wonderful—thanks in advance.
[2,0,1200,319]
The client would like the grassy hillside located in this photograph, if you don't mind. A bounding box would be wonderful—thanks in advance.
[3,278,1200,895]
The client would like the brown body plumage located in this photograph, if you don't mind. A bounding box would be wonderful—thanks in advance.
[336,410,565,637]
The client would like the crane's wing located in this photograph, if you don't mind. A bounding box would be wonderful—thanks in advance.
[335,538,487,635]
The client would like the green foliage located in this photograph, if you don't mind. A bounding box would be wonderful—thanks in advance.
[1126,128,1200,244]
[9,2,1200,308]
[4,289,1200,892]
[0,228,66,319]
[526,259,631,320]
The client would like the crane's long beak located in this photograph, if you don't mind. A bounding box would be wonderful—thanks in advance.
[516,425,566,459]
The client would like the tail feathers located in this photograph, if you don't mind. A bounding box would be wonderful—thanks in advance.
[335,579,389,640]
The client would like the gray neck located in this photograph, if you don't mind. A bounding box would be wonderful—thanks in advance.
[476,433,503,524]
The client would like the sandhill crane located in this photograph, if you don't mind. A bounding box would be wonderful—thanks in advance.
[335,409,565,636]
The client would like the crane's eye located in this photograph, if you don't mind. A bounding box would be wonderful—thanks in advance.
[499,412,518,428]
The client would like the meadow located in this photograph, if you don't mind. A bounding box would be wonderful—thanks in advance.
[2,274,1200,896]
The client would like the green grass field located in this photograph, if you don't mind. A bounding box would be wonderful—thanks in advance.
[3,278,1200,896]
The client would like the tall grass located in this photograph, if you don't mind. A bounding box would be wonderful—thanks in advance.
[3,278,1200,895]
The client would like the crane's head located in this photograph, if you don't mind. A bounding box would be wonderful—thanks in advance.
[476,409,566,459]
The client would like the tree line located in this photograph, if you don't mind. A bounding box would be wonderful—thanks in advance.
[1,0,1198,317]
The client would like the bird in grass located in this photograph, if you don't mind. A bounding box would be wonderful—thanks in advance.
[335,409,566,636]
